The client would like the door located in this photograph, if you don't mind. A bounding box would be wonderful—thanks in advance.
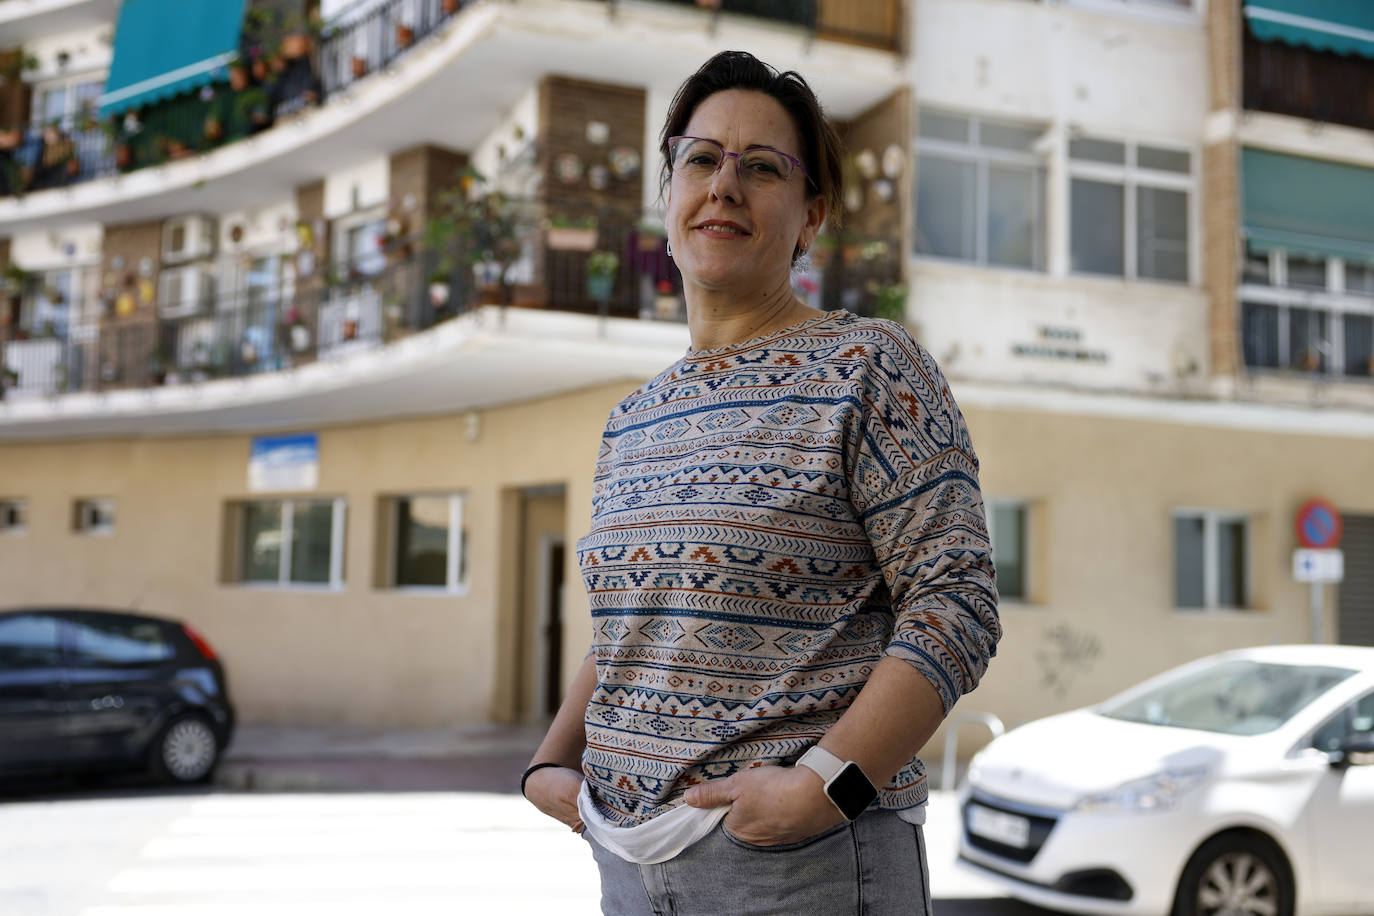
[0,613,67,769]
[540,536,567,717]
[58,613,177,765]
[1305,689,1374,911]
[1338,515,1374,646]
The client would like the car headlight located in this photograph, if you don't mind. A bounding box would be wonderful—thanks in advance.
[1073,767,1209,814]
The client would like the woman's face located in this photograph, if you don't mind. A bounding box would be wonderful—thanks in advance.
[665,89,824,297]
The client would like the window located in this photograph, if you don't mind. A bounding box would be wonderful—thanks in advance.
[73,498,116,535]
[0,499,26,534]
[1311,691,1374,754]
[332,209,387,278]
[0,614,61,668]
[1174,510,1248,610]
[68,615,174,666]
[915,111,1046,271]
[31,76,107,176]
[1239,248,1374,378]
[20,268,77,338]
[988,502,1028,602]
[388,494,468,591]
[1069,137,1192,283]
[235,497,346,588]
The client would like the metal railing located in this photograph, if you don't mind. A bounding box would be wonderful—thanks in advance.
[940,711,1005,793]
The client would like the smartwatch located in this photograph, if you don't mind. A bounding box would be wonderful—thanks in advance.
[796,745,878,821]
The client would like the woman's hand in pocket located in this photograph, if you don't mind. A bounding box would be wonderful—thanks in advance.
[684,764,841,846]
[525,766,586,833]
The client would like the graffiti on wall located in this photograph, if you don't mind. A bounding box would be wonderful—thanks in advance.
[1035,623,1102,699]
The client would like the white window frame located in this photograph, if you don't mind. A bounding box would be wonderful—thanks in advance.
[0,499,27,535]
[73,497,116,536]
[388,493,468,594]
[236,497,347,590]
[1239,247,1374,379]
[914,111,1049,272]
[29,72,106,130]
[1067,136,1197,285]
[1173,508,1250,612]
[987,499,1030,604]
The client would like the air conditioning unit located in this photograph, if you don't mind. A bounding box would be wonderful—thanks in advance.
[158,265,215,318]
[162,215,216,264]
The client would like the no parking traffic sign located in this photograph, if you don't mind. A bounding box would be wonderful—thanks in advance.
[1295,499,1342,550]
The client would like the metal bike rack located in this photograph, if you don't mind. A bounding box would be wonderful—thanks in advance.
[940,711,1005,792]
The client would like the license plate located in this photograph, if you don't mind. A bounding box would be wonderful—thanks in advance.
[967,803,1031,848]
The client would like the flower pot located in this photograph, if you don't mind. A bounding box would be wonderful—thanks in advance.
[546,227,597,251]
[442,0,461,13]
[290,324,311,353]
[251,58,269,82]
[64,158,80,177]
[280,33,310,60]
[343,319,359,341]
[396,24,415,48]
[350,56,368,79]
[654,295,681,321]
[429,282,450,307]
[0,128,21,150]
[204,117,223,142]
[586,273,614,301]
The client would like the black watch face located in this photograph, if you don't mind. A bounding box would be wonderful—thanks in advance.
[828,763,878,820]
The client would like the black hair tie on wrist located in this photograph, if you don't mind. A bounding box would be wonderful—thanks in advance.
[521,761,567,798]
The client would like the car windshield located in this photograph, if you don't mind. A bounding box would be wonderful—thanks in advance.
[1098,659,1356,735]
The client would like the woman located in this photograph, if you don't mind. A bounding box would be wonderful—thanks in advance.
[524,50,1000,915]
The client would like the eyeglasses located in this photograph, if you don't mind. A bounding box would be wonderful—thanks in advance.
[668,136,815,190]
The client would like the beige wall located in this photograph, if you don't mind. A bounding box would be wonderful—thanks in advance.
[0,382,624,727]
[2,385,1371,747]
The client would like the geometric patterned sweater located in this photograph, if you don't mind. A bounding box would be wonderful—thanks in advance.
[577,310,1001,827]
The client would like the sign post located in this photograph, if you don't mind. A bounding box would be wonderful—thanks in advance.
[1294,500,1343,644]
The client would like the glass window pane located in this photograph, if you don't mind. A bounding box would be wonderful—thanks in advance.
[346,220,387,276]
[1345,314,1372,378]
[241,501,282,583]
[395,496,450,587]
[1137,186,1189,282]
[1243,243,1271,286]
[1242,302,1280,369]
[1288,308,1328,373]
[979,121,1041,152]
[1175,515,1205,609]
[1,499,25,530]
[1137,145,1191,174]
[1216,520,1246,609]
[916,155,977,261]
[0,614,61,668]
[1345,262,1374,297]
[290,500,335,584]
[918,112,969,144]
[38,87,68,124]
[987,165,1039,270]
[1071,178,1124,276]
[991,505,1026,600]
[1069,137,1125,164]
[70,617,173,665]
[1287,254,1327,291]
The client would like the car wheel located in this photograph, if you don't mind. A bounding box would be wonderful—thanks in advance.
[1172,833,1293,916]
[151,714,220,784]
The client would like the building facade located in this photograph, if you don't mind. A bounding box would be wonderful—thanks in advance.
[1,0,1371,757]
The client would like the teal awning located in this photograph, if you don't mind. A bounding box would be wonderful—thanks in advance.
[1243,1,1374,59]
[98,0,247,117]
[1242,148,1374,263]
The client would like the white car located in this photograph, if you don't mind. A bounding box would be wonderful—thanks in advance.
[957,645,1374,916]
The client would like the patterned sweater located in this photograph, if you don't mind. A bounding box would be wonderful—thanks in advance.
[577,310,1001,827]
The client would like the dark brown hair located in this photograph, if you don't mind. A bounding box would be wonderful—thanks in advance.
[659,51,844,236]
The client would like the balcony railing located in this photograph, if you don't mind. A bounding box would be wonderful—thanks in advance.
[1243,27,1374,133]
[629,0,904,53]
[0,0,465,199]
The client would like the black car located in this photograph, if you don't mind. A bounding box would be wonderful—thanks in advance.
[0,608,234,785]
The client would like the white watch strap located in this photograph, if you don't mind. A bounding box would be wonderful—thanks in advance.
[796,745,845,782]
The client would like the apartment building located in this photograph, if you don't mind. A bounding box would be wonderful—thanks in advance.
[0,0,1370,740]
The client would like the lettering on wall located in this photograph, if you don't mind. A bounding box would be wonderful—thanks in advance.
[1012,325,1108,364]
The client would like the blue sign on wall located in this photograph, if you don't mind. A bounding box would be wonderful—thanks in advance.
[249,433,319,492]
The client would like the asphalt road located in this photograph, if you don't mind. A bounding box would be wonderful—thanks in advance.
[0,778,1053,916]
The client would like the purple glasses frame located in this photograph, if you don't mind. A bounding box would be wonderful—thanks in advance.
[667,136,817,190]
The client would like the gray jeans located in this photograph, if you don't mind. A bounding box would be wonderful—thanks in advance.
[586,810,933,915]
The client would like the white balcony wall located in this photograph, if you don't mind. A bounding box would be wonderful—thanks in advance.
[911,261,1210,393]
[471,85,540,198]
[914,0,1208,140]
[21,25,112,83]
[323,156,391,220]
[10,223,101,269]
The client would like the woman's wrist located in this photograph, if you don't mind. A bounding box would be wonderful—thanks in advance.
[521,761,576,798]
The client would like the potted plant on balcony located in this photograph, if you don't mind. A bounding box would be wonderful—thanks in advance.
[396,22,416,48]
[586,250,618,302]
[546,214,598,251]
[351,55,368,79]
[442,0,461,14]
[426,167,533,310]
[654,279,681,320]
[282,306,311,353]
[867,281,907,323]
